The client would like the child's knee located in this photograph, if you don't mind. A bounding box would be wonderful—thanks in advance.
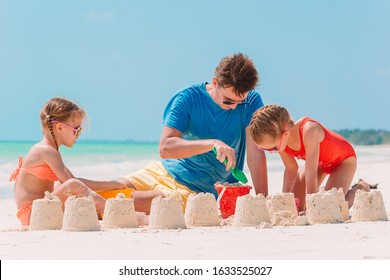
[63,178,89,195]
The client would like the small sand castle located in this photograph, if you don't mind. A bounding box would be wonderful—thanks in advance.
[332,188,349,221]
[62,196,100,231]
[267,193,298,226]
[102,193,138,229]
[148,196,186,229]
[306,188,344,224]
[351,190,388,222]
[29,191,63,231]
[184,193,220,227]
[233,194,270,227]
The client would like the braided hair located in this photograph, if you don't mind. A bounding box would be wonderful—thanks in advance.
[249,104,291,145]
[40,97,85,150]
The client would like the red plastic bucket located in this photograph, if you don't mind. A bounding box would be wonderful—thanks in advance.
[215,184,252,219]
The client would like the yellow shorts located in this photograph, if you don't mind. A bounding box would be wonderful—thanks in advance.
[123,162,196,209]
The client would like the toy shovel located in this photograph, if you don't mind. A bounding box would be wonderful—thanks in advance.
[212,147,248,184]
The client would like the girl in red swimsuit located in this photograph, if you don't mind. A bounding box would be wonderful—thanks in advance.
[10,97,124,226]
[249,104,370,212]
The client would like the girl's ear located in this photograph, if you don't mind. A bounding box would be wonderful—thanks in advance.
[53,122,62,133]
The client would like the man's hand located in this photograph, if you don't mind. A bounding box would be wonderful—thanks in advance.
[212,141,236,171]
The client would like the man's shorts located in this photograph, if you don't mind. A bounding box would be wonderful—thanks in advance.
[123,162,196,209]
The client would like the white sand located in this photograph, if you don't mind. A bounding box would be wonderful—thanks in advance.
[351,190,388,222]
[102,193,138,229]
[233,194,270,226]
[28,191,63,231]
[306,189,344,224]
[266,192,298,225]
[149,196,186,229]
[62,196,100,231]
[1,146,390,259]
[184,193,220,227]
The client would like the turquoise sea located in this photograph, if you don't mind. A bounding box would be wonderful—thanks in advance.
[2,140,390,200]
[0,140,161,199]
[0,140,285,199]
[0,140,160,163]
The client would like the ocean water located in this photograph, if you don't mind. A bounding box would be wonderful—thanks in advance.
[1,141,390,199]
[0,141,161,199]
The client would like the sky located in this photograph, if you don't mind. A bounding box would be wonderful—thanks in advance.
[0,0,389,142]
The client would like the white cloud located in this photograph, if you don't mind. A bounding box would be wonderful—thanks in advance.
[86,11,114,22]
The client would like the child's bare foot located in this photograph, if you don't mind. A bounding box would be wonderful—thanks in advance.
[351,179,377,191]
[369,183,378,189]
[358,179,379,189]
[136,212,149,226]
[298,211,306,216]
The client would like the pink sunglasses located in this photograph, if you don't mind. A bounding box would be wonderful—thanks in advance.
[51,121,82,137]
[258,125,288,153]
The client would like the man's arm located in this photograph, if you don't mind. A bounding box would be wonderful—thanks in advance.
[159,126,237,170]
[245,127,268,196]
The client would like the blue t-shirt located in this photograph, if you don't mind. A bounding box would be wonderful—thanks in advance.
[161,83,264,197]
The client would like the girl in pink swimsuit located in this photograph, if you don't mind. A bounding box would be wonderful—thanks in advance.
[10,97,124,226]
[249,104,370,212]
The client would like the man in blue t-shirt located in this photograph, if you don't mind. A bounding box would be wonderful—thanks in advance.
[119,53,267,213]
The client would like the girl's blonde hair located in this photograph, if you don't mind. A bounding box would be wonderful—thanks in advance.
[40,97,85,150]
[249,104,291,145]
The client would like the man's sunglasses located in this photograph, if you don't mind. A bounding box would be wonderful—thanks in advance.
[222,100,250,105]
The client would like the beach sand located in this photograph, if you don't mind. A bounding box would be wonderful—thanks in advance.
[1,146,390,260]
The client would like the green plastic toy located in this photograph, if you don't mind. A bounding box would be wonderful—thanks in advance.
[212,147,248,184]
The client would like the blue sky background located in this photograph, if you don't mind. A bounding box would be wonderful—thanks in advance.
[0,0,389,142]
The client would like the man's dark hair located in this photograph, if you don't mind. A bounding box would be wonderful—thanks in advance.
[215,53,259,97]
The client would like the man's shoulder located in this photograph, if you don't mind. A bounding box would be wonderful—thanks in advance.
[176,83,206,95]
[170,83,207,102]
[248,89,261,98]
[247,90,264,108]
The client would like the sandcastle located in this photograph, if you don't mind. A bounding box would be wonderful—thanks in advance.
[29,191,63,231]
[233,194,270,226]
[306,188,344,224]
[272,211,298,226]
[184,193,220,227]
[62,196,100,231]
[148,196,186,229]
[102,193,138,229]
[332,188,349,221]
[351,190,388,222]
[266,193,298,226]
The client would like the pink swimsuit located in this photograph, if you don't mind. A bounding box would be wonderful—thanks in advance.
[284,117,356,174]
